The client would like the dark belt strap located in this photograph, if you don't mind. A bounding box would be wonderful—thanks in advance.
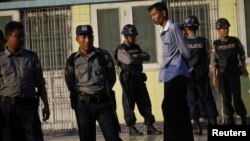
[78,93,109,104]
[0,96,38,105]
[0,96,16,104]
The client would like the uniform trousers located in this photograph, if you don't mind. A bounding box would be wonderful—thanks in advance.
[0,97,43,141]
[75,99,121,141]
[217,72,247,117]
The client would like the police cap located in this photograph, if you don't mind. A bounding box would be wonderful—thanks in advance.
[76,25,93,35]
[183,15,200,27]
[121,24,138,36]
[216,18,230,29]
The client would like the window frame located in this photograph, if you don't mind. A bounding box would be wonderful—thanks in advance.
[90,0,162,71]
[237,0,249,63]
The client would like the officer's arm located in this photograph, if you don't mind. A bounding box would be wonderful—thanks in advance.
[236,38,249,77]
[106,53,116,88]
[236,38,247,67]
[205,39,211,67]
[210,46,218,87]
[117,48,132,65]
[33,54,50,121]
[138,51,150,61]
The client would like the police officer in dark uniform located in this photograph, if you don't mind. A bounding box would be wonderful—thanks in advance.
[65,25,121,141]
[211,18,248,125]
[0,21,50,141]
[182,16,219,134]
[114,24,162,135]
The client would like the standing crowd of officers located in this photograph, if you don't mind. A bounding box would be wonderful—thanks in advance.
[0,2,249,141]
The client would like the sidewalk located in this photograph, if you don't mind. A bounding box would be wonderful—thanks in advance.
[45,132,208,141]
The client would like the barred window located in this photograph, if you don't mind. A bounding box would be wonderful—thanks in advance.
[20,7,72,71]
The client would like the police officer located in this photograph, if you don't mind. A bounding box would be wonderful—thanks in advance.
[114,24,162,135]
[211,18,248,125]
[182,15,219,134]
[0,21,50,141]
[65,25,121,141]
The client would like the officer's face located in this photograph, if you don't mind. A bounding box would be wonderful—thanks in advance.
[6,29,25,51]
[125,35,136,45]
[149,8,167,26]
[76,34,94,51]
[217,28,229,38]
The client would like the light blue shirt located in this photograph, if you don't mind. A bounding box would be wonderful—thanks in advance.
[159,20,190,83]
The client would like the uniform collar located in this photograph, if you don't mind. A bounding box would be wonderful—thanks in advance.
[75,46,100,59]
[5,47,24,57]
[161,19,170,33]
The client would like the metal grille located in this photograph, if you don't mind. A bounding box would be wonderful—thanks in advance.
[165,0,219,43]
[20,7,77,131]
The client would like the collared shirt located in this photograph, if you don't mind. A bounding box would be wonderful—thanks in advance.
[73,47,116,94]
[0,48,45,97]
[159,20,190,83]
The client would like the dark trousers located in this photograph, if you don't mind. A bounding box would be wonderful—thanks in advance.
[187,73,218,119]
[218,72,247,116]
[162,75,194,141]
[0,97,43,141]
[75,101,121,141]
[121,72,155,126]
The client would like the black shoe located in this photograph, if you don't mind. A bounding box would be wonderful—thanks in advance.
[207,117,217,125]
[224,116,235,125]
[147,125,162,134]
[241,116,247,125]
[192,119,202,135]
[129,126,143,136]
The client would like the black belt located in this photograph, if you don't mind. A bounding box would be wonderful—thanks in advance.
[78,94,109,104]
[0,96,16,104]
[0,96,38,105]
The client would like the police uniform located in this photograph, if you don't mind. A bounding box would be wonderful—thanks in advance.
[186,37,218,121]
[65,25,121,141]
[211,36,247,123]
[0,48,45,141]
[114,24,162,135]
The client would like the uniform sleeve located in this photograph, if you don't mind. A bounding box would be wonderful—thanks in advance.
[117,49,132,65]
[138,46,150,61]
[64,54,77,93]
[33,53,46,87]
[210,45,218,67]
[105,52,116,88]
[173,24,190,59]
[236,38,247,67]
[205,38,211,67]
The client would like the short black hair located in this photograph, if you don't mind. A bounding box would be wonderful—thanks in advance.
[5,21,24,37]
[148,2,168,13]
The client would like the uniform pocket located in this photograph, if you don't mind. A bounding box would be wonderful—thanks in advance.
[75,66,88,82]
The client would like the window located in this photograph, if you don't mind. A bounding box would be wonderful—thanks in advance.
[20,7,72,71]
[0,10,19,34]
[166,0,218,43]
[91,0,161,70]
[244,0,250,57]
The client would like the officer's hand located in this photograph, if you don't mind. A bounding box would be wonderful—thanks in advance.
[132,53,139,58]
[241,67,249,78]
[42,106,50,121]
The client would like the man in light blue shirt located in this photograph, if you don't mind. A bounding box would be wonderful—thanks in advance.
[148,2,194,141]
